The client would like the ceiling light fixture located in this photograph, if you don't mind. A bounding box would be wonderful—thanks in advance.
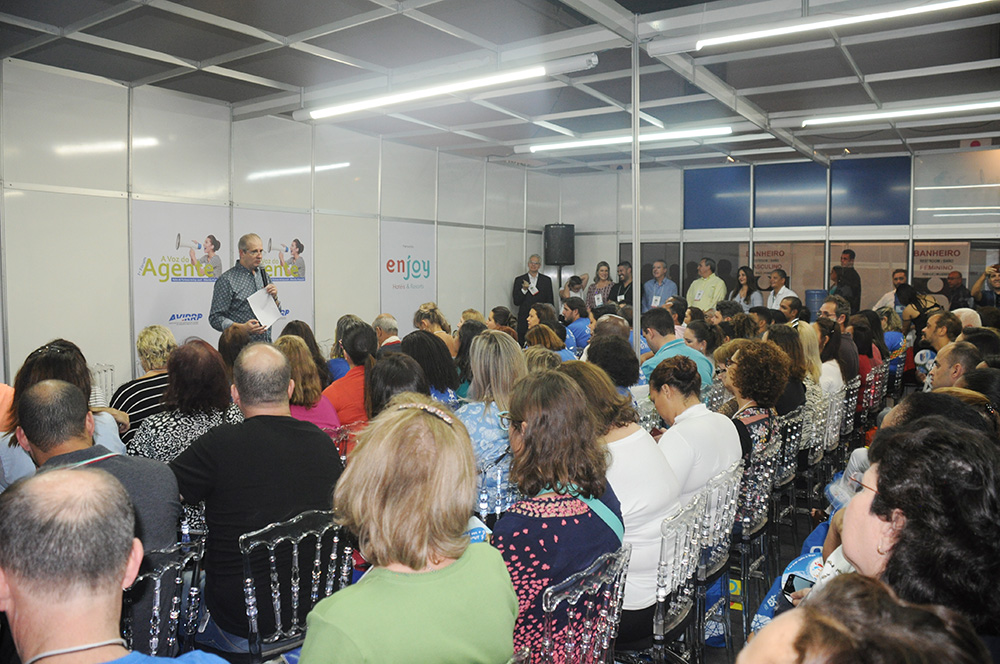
[645,0,994,56]
[802,100,1000,126]
[293,54,598,122]
[517,126,732,154]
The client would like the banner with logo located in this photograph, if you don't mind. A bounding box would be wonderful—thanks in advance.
[233,208,313,339]
[132,200,229,371]
[380,220,435,336]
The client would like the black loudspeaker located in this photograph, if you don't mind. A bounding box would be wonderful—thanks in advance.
[544,224,575,266]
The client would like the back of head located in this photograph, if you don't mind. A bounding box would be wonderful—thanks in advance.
[731,313,757,340]
[413,302,450,334]
[400,330,458,392]
[364,353,429,419]
[649,355,701,397]
[977,305,1000,330]
[497,325,518,344]
[279,319,324,357]
[218,324,251,375]
[868,416,1000,630]
[532,303,558,327]
[17,380,89,453]
[958,366,1000,405]
[593,314,630,340]
[877,306,903,333]
[960,326,1000,358]
[794,574,988,664]
[687,307,705,322]
[456,320,488,384]
[332,314,366,359]
[730,340,789,408]
[233,343,292,408]
[713,338,751,368]
[164,340,231,415]
[557,361,636,433]
[342,323,378,368]
[524,346,561,372]
[952,308,981,328]
[468,330,526,411]
[765,324,807,380]
[886,390,994,436]
[749,306,772,325]
[794,319,823,383]
[525,324,564,351]
[587,335,639,389]
[591,304,620,321]
[461,308,485,324]
[335,393,474,570]
[848,315,874,357]
[668,296,688,323]
[945,340,982,375]
[0,468,134,597]
[9,340,92,435]
[686,320,724,356]
[508,371,605,499]
[273,335,322,407]
[136,325,177,371]
[491,306,513,328]
[716,300,742,319]
[895,283,919,307]
[932,387,1000,438]
[640,307,674,336]
[371,313,399,336]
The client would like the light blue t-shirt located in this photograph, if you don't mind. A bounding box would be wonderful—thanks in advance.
[455,401,513,513]
[567,317,591,348]
[108,650,228,664]
[640,338,714,387]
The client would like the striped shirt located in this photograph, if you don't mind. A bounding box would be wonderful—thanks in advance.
[110,373,170,446]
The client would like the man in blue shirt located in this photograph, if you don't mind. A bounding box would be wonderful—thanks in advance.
[562,297,591,349]
[639,307,713,385]
[641,260,678,312]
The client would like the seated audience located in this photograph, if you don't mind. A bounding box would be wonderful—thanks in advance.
[764,324,808,416]
[218,324,251,383]
[523,346,560,372]
[371,313,402,357]
[587,335,641,393]
[455,331,526,514]
[959,325,1000,358]
[524,324,574,362]
[455,319,488,398]
[401,330,460,408]
[327,314,366,381]
[1,339,126,491]
[748,306,772,335]
[131,340,239,529]
[952,307,982,329]
[639,308,713,385]
[492,371,623,660]
[933,387,1000,438]
[171,344,344,652]
[300,394,517,663]
[273,335,342,430]
[558,361,680,648]
[651,356,742,505]
[414,302,459,357]
[279,319,334,387]
[0,468,227,664]
[848,315,881,408]
[814,318,847,395]
[562,296,592,348]
[461,308,486,325]
[322,324,378,439]
[794,319,823,386]
[685,306,705,324]
[364,353,430,419]
[876,306,906,379]
[929,340,981,390]
[111,324,176,446]
[840,416,1000,657]
[739,574,988,664]
[716,299,743,321]
[488,306,514,330]
[683,320,724,370]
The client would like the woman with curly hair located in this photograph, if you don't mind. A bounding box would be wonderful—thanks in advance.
[558,361,680,648]
[840,416,1000,656]
[492,371,623,660]
[413,302,459,357]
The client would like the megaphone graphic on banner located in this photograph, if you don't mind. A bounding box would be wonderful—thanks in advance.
[176,234,203,251]
[267,238,290,253]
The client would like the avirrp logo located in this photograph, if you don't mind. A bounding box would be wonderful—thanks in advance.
[168,313,203,323]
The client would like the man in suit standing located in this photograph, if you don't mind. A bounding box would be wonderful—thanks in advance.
[512,254,554,342]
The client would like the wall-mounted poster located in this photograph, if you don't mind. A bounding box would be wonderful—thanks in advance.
[132,200,229,374]
[233,208,313,339]
[380,220,435,336]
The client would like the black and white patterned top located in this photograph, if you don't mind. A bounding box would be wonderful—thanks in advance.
[209,262,271,341]
[112,373,170,445]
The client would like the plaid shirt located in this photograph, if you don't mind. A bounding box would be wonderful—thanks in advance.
[209,262,271,341]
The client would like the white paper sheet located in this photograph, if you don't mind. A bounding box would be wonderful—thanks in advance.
[247,287,281,329]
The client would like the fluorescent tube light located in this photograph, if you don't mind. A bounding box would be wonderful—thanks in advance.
[802,100,1000,126]
[54,137,159,156]
[695,0,994,51]
[295,54,598,121]
[523,126,732,153]
[915,183,1000,190]
[246,162,350,181]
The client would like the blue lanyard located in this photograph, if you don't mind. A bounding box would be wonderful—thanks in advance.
[537,484,623,543]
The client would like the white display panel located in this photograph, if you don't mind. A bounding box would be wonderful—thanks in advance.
[314,125,379,215]
[5,189,130,382]
[527,171,559,230]
[571,235,619,289]
[437,225,485,326]
[381,141,436,221]
[486,163,525,229]
[913,149,1000,225]
[438,153,485,224]
[3,61,127,192]
[380,220,436,337]
[621,169,683,235]
[485,229,528,312]
[314,213,380,350]
[561,173,618,233]
[132,88,230,201]
[233,116,312,209]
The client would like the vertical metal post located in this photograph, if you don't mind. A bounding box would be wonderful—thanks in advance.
[631,14,642,353]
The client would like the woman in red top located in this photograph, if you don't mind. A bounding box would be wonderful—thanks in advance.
[322,323,377,451]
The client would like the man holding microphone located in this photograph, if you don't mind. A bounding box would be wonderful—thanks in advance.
[209,233,279,341]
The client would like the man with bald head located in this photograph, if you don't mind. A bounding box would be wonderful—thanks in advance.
[0,468,224,664]
[170,343,344,652]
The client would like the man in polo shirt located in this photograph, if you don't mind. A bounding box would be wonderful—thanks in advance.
[641,260,678,312]
[686,258,727,311]
[639,308,713,385]
[767,269,798,310]
[561,297,592,348]
[209,233,279,341]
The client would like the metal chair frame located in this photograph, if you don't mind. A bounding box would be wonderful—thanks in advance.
[239,510,354,664]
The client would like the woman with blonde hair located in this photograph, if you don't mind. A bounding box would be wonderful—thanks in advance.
[794,319,823,384]
[111,324,177,445]
[273,335,341,431]
[456,331,527,514]
[301,393,517,663]
[413,302,459,357]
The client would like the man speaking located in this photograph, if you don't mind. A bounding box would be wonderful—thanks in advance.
[210,233,279,342]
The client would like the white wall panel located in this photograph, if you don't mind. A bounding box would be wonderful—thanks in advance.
[131,87,230,201]
[438,153,484,224]
[438,226,485,324]
[561,173,618,232]
[381,141,436,220]
[4,62,127,191]
[486,229,527,311]
[572,235,619,285]
[4,189,130,379]
[486,163,525,229]
[314,213,380,351]
[619,169,683,235]
[314,125,379,215]
[233,116,311,209]
[527,171,559,230]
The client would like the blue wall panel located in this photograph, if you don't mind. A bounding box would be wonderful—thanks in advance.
[830,157,910,226]
[684,166,751,229]
[754,161,827,227]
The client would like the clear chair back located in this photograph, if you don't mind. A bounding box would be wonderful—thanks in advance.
[840,376,862,435]
[654,495,703,645]
[824,386,847,452]
[774,406,805,487]
[736,414,781,535]
[698,458,744,577]
[803,383,828,465]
